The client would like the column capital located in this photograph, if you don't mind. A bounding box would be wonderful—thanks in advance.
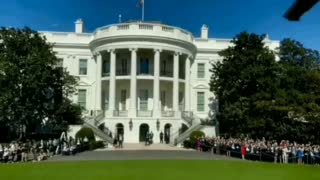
[107,48,116,53]
[154,48,162,53]
[187,55,194,60]
[129,48,138,52]
[174,51,182,56]
[93,51,101,57]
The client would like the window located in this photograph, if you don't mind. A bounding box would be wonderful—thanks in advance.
[120,90,127,110]
[122,59,128,75]
[102,59,110,75]
[161,60,167,75]
[179,92,184,111]
[197,92,205,112]
[78,89,87,110]
[161,91,166,110]
[79,59,88,75]
[102,91,109,110]
[140,90,148,111]
[197,63,205,78]
[140,58,149,74]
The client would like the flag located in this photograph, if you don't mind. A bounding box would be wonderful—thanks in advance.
[136,0,144,8]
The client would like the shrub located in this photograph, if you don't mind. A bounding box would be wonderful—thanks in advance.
[89,141,105,150]
[183,140,192,149]
[75,127,96,143]
[188,131,206,149]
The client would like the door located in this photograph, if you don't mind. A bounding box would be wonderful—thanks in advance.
[116,123,124,136]
[139,124,149,142]
[139,89,148,111]
[164,124,172,144]
[120,90,127,111]
[161,91,166,110]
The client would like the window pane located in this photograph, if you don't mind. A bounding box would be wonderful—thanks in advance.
[78,89,87,110]
[197,63,205,78]
[79,59,87,75]
[197,92,205,112]
[140,90,148,111]
[103,60,110,74]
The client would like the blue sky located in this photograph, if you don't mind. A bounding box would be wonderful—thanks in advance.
[0,0,320,50]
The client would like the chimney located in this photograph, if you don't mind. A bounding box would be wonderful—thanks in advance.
[75,19,84,33]
[201,24,209,39]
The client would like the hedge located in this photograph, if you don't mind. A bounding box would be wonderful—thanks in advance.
[75,127,96,143]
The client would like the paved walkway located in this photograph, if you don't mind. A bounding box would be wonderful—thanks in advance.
[96,143,192,151]
[49,143,238,161]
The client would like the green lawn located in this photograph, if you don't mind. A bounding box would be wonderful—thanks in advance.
[0,160,319,180]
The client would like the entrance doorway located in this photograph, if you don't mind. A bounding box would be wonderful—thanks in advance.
[139,124,149,142]
[164,124,172,144]
[116,123,124,136]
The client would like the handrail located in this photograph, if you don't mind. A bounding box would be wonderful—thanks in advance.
[83,121,113,144]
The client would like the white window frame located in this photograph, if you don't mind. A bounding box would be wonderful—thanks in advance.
[197,92,205,112]
[79,59,88,75]
[197,63,205,78]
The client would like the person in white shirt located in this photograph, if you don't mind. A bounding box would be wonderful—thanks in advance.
[282,145,289,163]
[0,144,3,157]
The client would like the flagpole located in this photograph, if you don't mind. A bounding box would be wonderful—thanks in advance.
[142,0,145,21]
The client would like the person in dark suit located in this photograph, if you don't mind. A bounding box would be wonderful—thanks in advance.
[160,132,164,144]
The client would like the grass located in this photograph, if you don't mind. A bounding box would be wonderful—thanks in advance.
[0,160,320,180]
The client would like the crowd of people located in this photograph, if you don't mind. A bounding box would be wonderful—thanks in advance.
[194,136,320,165]
[0,136,89,163]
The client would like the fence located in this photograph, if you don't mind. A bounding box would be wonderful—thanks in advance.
[197,143,320,165]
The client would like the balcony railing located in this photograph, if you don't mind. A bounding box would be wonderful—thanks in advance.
[161,111,175,117]
[160,70,173,77]
[113,110,128,117]
[102,72,110,77]
[116,69,130,76]
[137,110,153,117]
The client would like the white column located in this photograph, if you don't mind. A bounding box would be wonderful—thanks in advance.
[109,49,116,115]
[153,49,161,118]
[129,48,137,117]
[184,56,191,112]
[95,53,102,111]
[173,52,180,115]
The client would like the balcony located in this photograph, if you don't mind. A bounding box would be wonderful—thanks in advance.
[113,110,128,117]
[93,22,194,44]
[137,110,153,117]
[161,111,175,117]
[160,70,173,77]
[116,69,130,76]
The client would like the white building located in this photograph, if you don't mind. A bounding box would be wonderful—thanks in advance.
[42,19,279,144]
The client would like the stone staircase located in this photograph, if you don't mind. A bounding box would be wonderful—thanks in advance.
[171,112,204,146]
[83,111,113,144]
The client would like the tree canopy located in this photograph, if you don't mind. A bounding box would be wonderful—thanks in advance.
[0,27,82,141]
[210,32,320,143]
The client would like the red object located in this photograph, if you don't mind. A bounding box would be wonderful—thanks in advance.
[241,145,246,156]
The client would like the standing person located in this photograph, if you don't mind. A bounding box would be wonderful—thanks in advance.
[298,145,304,165]
[282,143,289,164]
[0,144,3,162]
[241,142,247,160]
[145,132,149,146]
[113,134,118,148]
[150,131,154,145]
[160,131,164,144]
[118,134,123,149]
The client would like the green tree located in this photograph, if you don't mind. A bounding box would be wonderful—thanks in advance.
[210,32,279,138]
[0,27,80,140]
[274,38,320,143]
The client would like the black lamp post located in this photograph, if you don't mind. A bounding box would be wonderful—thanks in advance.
[156,119,160,131]
[129,119,133,131]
